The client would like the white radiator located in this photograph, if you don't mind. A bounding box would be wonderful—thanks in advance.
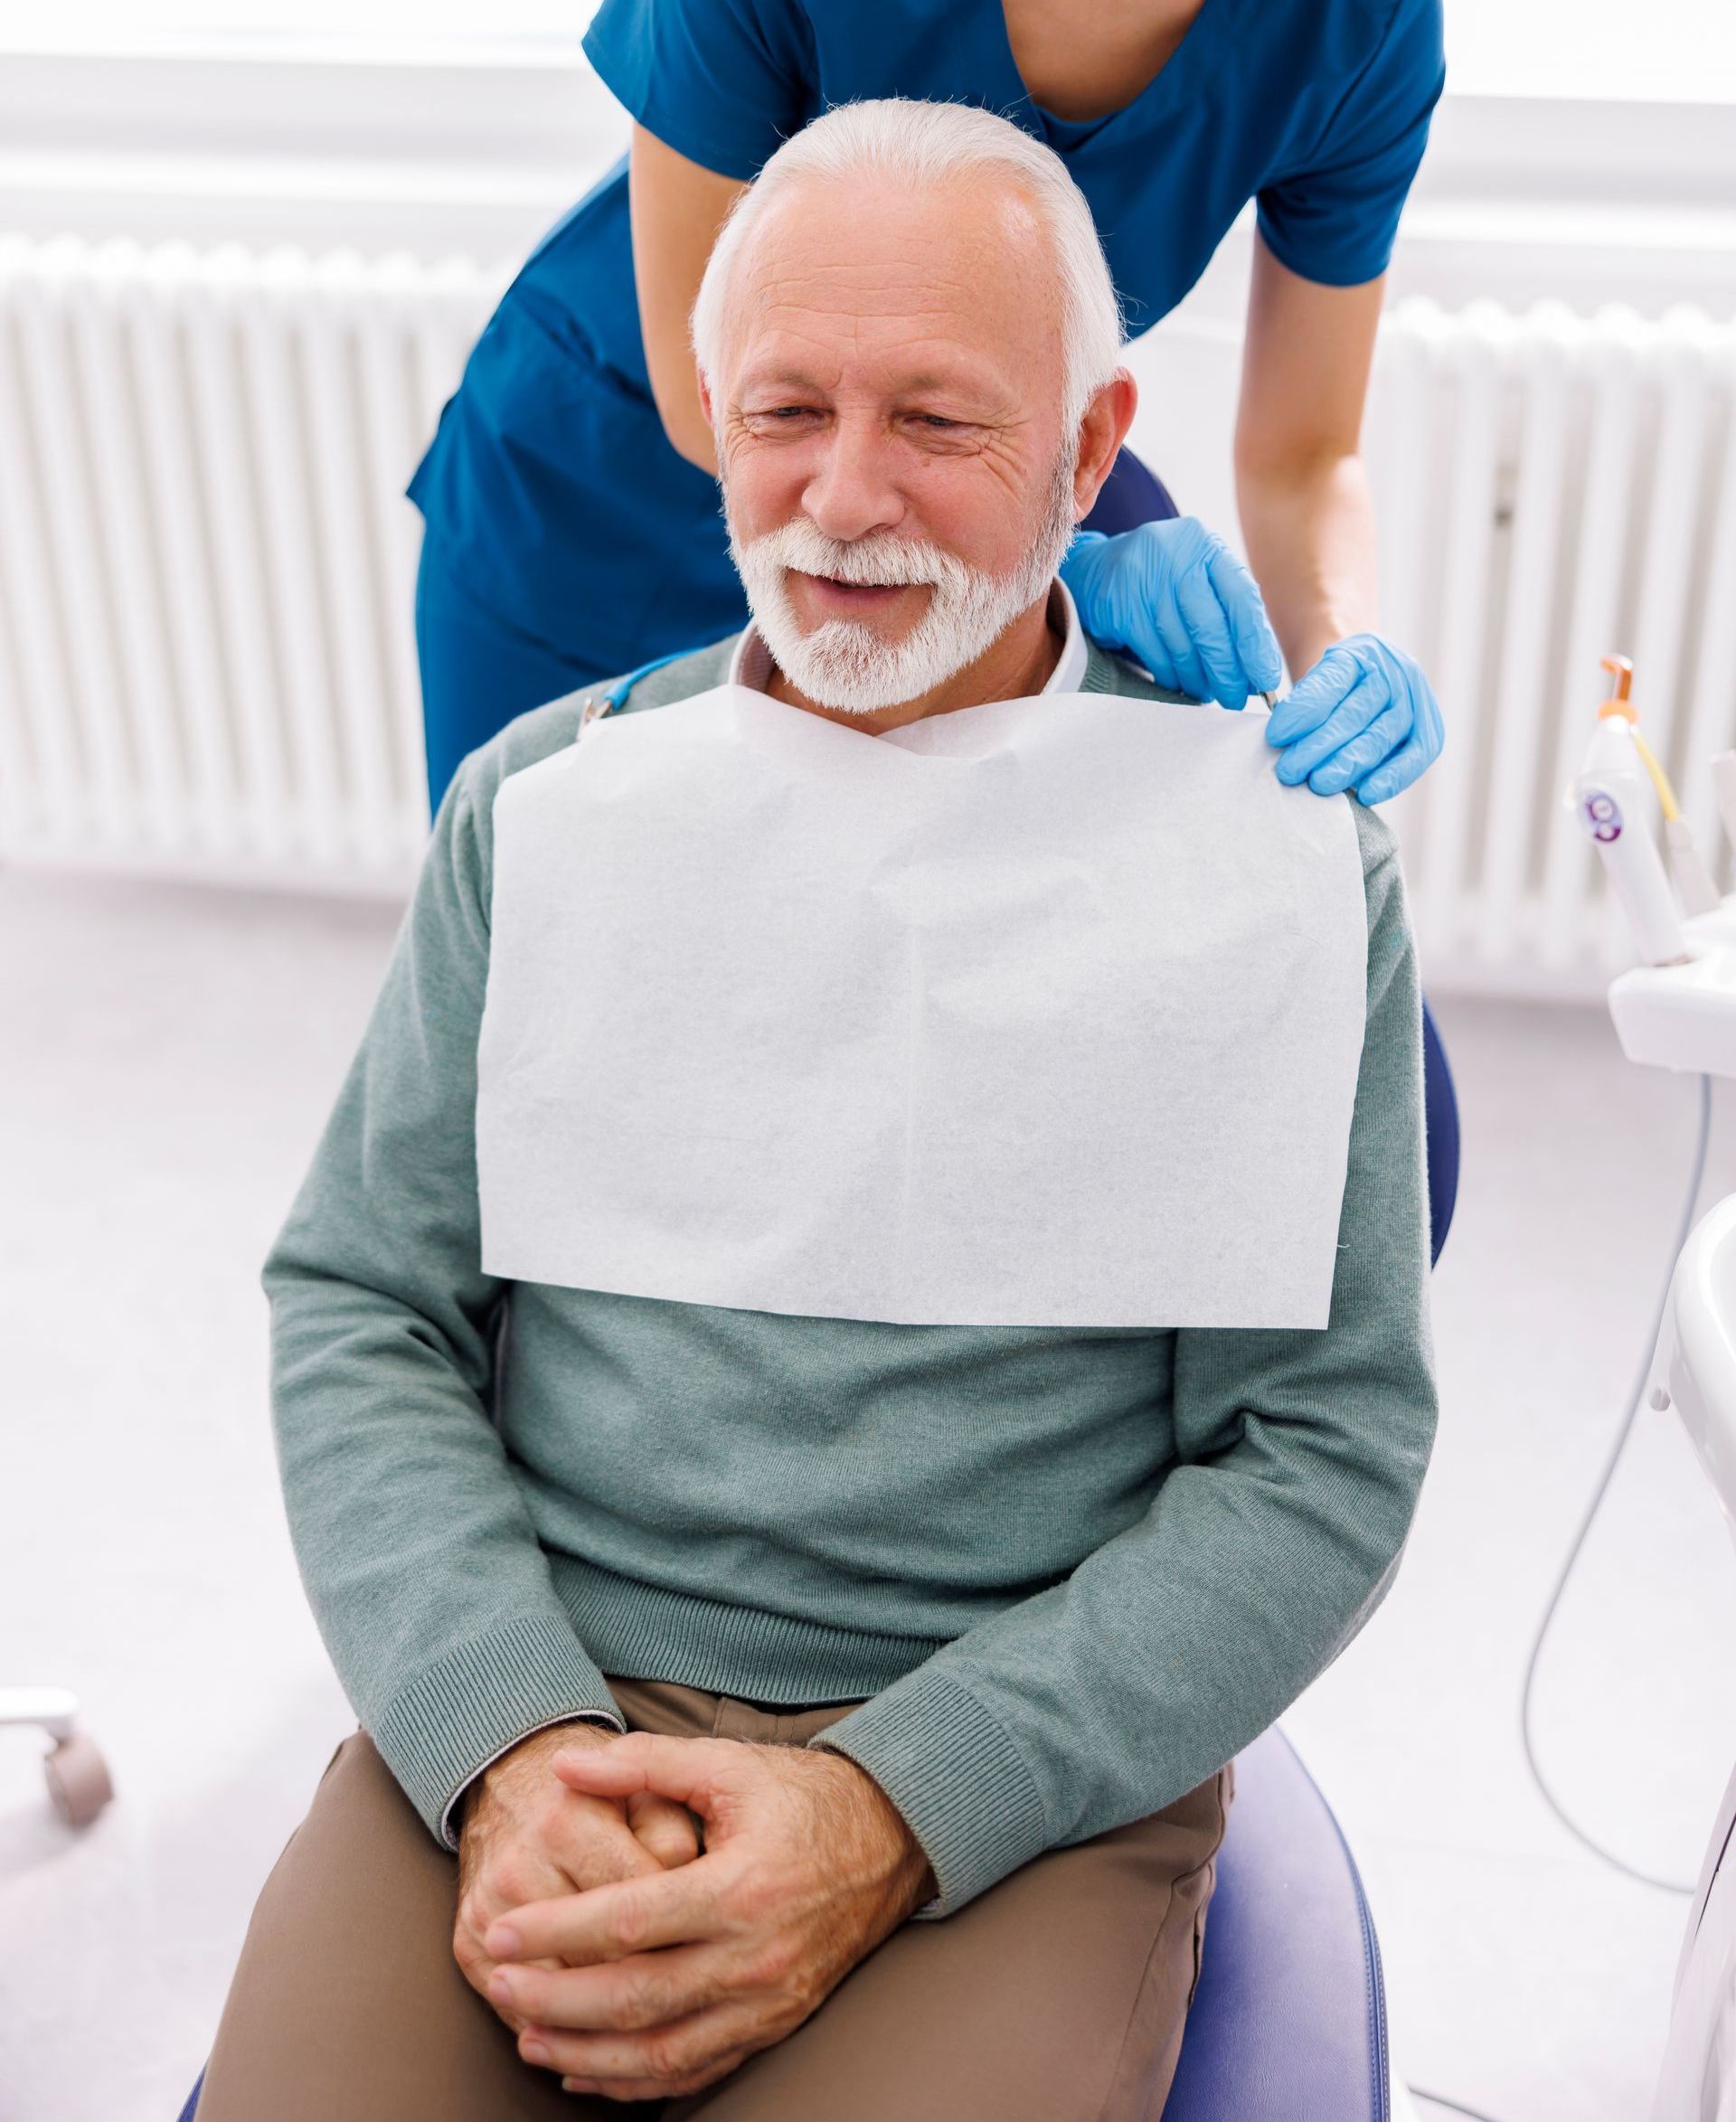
[1,237,1733,993]
[0,235,501,894]
[1365,296,1736,993]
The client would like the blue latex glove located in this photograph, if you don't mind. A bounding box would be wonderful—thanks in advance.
[1265,633,1444,805]
[1059,519,1283,711]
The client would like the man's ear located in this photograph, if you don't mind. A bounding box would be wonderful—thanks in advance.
[1071,370,1139,521]
[696,367,719,435]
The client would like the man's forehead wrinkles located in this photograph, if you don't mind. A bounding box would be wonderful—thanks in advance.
[744,309,982,372]
[751,320,991,363]
[737,311,1022,387]
[749,260,983,317]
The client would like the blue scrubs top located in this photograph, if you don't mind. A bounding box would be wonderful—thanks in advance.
[409,0,1444,698]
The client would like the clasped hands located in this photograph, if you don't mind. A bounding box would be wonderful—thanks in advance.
[452,1721,936,2102]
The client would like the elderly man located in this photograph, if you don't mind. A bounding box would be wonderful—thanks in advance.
[197,98,1436,2122]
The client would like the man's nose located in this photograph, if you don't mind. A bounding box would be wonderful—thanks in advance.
[800,416,905,544]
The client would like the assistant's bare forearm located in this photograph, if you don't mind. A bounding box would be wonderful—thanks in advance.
[1235,448,1379,683]
[1233,236,1385,683]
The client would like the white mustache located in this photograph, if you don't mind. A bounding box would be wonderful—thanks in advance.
[741,517,972,593]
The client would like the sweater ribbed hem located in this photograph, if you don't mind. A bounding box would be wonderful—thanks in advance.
[811,1671,1049,1919]
[371,1612,625,1851]
[550,1552,944,1702]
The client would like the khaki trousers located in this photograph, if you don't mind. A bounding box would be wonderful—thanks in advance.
[196,1675,1232,2122]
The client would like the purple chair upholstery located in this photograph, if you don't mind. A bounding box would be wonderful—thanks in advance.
[1159,1723,1391,2119]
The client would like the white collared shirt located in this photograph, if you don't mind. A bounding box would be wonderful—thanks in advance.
[726,576,1089,699]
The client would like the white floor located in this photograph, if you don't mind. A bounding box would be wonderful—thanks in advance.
[3,859,1733,2122]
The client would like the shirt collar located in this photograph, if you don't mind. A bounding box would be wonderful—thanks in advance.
[727,576,1088,700]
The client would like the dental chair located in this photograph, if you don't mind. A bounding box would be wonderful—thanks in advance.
[172,996,1454,2122]
[173,967,1458,2122]
[173,448,1458,2122]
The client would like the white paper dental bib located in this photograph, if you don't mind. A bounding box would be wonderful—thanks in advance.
[476,683,1367,1329]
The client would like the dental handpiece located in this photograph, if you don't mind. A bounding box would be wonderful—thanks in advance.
[1572,655,1690,967]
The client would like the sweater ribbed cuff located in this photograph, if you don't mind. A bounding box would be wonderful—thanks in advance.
[370,1613,626,1851]
[809,1671,1048,1918]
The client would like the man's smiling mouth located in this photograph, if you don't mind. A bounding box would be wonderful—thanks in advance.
[794,572,922,610]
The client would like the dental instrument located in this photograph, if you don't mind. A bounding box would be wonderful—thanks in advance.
[1594,654,1722,915]
[1569,655,1694,965]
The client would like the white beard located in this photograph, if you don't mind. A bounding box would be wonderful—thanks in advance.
[726,446,1080,715]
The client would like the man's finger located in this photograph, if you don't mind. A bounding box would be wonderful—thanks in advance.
[486,1850,733,1966]
[552,1731,732,1809]
[628,1790,703,1868]
[527,2003,760,2092]
[540,1795,665,1890]
[495,1939,732,2034]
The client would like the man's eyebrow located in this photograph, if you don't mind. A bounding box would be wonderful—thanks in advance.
[892,372,987,396]
[735,363,830,395]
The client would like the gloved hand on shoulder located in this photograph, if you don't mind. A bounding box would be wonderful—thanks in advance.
[1264,633,1444,806]
[1059,517,1283,712]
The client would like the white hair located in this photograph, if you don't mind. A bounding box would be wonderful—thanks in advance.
[690,97,1125,431]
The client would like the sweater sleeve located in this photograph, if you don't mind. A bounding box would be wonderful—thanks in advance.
[814,806,1439,1916]
[261,749,625,1853]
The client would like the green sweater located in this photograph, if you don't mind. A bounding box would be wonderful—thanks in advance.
[262,634,1437,1917]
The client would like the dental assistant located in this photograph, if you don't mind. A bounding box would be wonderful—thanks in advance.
[408,0,1447,813]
